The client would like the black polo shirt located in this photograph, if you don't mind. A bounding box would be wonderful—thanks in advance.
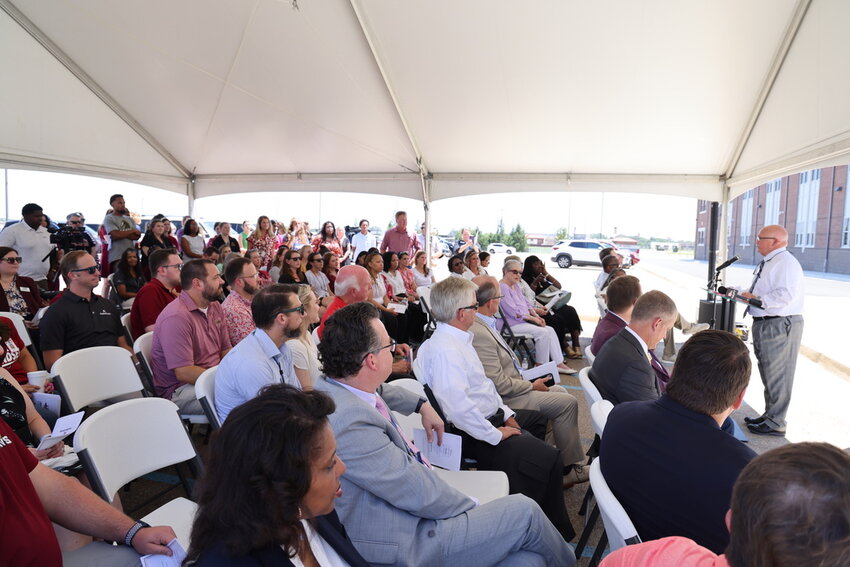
[39,290,122,354]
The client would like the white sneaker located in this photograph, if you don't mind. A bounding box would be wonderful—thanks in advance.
[682,322,710,335]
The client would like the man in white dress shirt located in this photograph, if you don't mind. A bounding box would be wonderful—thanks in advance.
[349,219,377,262]
[739,225,804,437]
[215,284,303,422]
[416,276,576,541]
[0,203,54,286]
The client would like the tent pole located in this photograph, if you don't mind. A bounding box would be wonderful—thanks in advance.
[187,177,196,218]
[420,160,431,263]
[718,182,730,266]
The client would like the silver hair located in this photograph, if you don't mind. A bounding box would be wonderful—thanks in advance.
[502,259,522,274]
[430,277,478,323]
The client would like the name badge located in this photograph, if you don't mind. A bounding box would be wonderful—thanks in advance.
[19,287,30,292]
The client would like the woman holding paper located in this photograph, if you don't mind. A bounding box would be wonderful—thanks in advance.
[186,384,369,567]
[0,365,62,460]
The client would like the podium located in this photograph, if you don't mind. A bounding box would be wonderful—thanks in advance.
[698,289,746,333]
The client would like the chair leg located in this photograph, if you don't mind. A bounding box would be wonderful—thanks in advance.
[573,503,599,559]
[579,484,593,516]
[589,531,607,567]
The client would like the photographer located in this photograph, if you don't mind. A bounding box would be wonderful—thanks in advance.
[51,213,96,257]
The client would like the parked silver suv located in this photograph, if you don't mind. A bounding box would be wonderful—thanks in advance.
[550,239,629,268]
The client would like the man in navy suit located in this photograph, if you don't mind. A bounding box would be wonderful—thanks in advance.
[589,275,641,356]
[590,290,677,403]
[599,330,757,554]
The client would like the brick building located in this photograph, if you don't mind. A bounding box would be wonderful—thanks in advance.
[694,165,850,275]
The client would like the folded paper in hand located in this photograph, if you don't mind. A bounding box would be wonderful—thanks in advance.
[413,429,462,471]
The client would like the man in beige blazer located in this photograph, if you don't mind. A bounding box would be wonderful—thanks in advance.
[471,275,588,485]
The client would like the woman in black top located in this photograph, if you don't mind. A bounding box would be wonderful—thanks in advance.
[521,255,583,359]
[139,219,170,275]
[111,248,147,306]
[210,222,241,254]
[278,248,307,285]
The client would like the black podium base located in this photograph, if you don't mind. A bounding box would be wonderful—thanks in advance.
[698,298,736,333]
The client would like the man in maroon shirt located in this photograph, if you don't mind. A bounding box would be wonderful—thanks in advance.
[0,419,176,565]
[130,248,181,339]
[379,211,421,255]
[590,275,641,356]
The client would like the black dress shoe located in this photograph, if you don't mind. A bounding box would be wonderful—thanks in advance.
[744,415,765,425]
[747,422,786,437]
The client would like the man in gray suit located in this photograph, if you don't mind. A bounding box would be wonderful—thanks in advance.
[316,302,576,567]
[590,290,678,404]
[470,275,587,485]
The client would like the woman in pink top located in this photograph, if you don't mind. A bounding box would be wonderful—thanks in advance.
[247,216,277,271]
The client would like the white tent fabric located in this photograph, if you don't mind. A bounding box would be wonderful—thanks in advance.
[1,0,848,204]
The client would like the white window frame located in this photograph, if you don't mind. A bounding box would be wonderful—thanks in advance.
[842,168,850,248]
[764,178,781,226]
[795,169,820,249]
[739,190,754,246]
[697,227,705,246]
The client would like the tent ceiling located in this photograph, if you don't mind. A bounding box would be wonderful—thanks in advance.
[2,0,847,204]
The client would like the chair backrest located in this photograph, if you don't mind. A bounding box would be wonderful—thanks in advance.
[120,312,133,344]
[0,311,32,347]
[74,397,199,502]
[390,377,426,398]
[416,286,432,308]
[194,366,221,430]
[585,344,595,364]
[132,331,156,393]
[311,326,321,345]
[578,366,603,411]
[590,399,614,438]
[51,346,144,412]
[589,458,642,551]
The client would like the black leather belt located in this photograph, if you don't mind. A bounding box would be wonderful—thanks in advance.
[752,316,781,321]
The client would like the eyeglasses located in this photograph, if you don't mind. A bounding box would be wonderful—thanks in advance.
[312,257,324,263]
[1,257,23,264]
[457,303,479,312]
[279,304,305,315]
[506,269,521,275]
[162,263,183,270]
[363,339,397,360]
[68,220,84,225]
[756,236,777,242]
[69,265,100,275]
[289,256,301,261]
[491,294,504,300]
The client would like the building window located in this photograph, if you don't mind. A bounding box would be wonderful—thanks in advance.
[698,200,707,213]
[764,178,781,225]
[794,169,820,249]
[697,227,705,246]
[842,168,850,248]
[739,190,754,246]
[726,201,734,249]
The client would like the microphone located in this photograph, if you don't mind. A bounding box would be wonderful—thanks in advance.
[716,286,763,308]
[715,255,740,272]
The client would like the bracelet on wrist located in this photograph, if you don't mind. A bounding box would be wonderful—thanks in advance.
[124,520,150,547]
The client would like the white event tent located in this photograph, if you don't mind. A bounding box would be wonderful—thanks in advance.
[2,0,850,249]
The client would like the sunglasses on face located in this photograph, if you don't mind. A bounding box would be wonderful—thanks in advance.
[279,304,305,315]
[1,257,23,264]
[506,269,521,275]
[289,256,301,261]
[69,265,100,275]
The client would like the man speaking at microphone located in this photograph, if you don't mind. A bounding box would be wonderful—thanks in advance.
[736,225,804,437]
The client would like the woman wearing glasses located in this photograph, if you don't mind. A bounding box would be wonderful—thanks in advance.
[0,247,47,323]
[278,249,308,285]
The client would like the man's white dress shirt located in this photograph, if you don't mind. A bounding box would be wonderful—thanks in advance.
[748,247,804,317]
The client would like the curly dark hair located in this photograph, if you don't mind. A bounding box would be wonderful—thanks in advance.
[318,302,381,379]
[185,384,336,562]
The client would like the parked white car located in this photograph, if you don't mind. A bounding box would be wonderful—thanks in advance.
[550,239,628,268]
[487,243,515,254]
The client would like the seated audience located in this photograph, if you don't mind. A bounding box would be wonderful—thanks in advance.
[209,221,240,253]
[0,317,38,387]
[287,218,312,249]
[364,251,406,343]
[479,251,492,269]
[179,218,205,260]
[463,250,487,278]
[411,250,435,288]
[396,252,418,299]
[0,364,62,459]
[129,248,181,339]
[600,330,757,554]
[447,253,466,278]
[278,248,307,284]
[316,302,575,566]
[187,384,368,567]
[305,251,333,303]
[322,251,339,293]
[336,227,352,265]
[286,285,323,389]
[40,251,132,369]
[109,248,145,307]
[590,290,677,403]
[601,441,850,567]
[216,284,305,422]
[590,275,641,355]
[246,215,276,270]
[221,257,259,345]
[500,259,575,375]
[354,250,368,266]
[0,246,46,321]
[417,277,576,540]
[201,246,220,265]
[298,245,313,274]
[151,259,231,414]
[244,249,271,286]
[139,218,170,275]
[521,255,583,358]
[380,251,406,299]
[268,246,287,284]
[317,265,370,338]
[471,275,588,485]
[0,417,176,566]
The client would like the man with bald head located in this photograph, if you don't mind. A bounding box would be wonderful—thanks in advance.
[738,224,804,437]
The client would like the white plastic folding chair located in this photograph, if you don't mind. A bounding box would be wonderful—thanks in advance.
[590,458,642,554]
[311,326,321,345]
[416,286,436,338]
[0,310,44,369]
[578,366,603,412]
[590,399,614,439]
[120,312,133,345]
[194,366,221,430]
[133,332,209,426]
[51,346,144,413]
[74,397,202,547]
[585,345,595,364]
